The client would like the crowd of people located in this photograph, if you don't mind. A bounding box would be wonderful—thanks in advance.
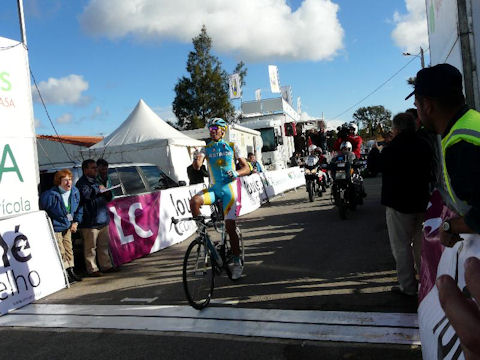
[40,158,118,283]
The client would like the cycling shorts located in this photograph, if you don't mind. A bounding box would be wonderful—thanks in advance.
[197,180,242,220]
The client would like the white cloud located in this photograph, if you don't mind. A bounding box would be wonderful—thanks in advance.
[56,113,73,124]
[79,0,344,61]
[391,0,428,53]
[32,74,89,105]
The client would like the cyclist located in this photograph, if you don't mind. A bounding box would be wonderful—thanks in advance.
[189,118,251,280]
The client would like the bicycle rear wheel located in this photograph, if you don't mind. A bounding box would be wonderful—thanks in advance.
[183,238,214,309]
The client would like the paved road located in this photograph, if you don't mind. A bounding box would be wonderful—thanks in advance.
[0,177,422,359]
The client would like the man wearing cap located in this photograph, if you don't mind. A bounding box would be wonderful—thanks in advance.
[408,63,480,357]
[406,63,480,244]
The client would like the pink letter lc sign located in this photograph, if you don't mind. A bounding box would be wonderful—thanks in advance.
[108,192,160,266]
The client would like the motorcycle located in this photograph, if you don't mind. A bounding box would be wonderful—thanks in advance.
[304,154,327,202]
[330,156,365,219]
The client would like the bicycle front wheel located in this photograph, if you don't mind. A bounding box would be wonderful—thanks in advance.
[183,238,214,310]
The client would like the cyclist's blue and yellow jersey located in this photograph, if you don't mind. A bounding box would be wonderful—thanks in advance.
[204,139,238,185]
[199,139,242,220]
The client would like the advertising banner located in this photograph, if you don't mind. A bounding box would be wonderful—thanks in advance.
[264,167,305,196]
[239,173,267,215]
[0,36,39,219]
[107,169,305,267]
[108,192,161,266]
[0,211,66,315]
[157,183,208,251]
[418,189,480,359]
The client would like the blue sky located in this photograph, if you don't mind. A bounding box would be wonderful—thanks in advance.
[1,0,428,136]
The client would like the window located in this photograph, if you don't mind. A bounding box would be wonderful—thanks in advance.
[139,165,176,190]
[107,168,124,197]
[259,128,276,152]
[116,167,147,195]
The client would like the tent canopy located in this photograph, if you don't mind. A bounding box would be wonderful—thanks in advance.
[91,99,204,149]
[85,99,204,183]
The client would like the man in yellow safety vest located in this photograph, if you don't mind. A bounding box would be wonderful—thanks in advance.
[407,63,480,357]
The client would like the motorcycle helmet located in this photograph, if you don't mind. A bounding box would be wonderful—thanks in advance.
[308,145,317,154]
[208,118,228,130]
[340,141,352,151]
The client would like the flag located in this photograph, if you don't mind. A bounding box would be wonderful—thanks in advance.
[281,85,292,105]
[229,73,242,99]
[255,89,261,101]
[268,65,281,93]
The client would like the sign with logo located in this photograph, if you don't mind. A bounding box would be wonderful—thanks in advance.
[418,190,480,359]
[158,183,208,250]
[0,36,39,219]
[0,211,65,315]
[108,192,161,266]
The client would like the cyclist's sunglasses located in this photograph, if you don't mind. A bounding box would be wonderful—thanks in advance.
[209,126,220,131]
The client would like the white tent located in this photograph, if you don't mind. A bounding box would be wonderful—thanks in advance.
[83,99,205,183]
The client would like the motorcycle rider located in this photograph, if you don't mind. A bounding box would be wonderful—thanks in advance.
[331,141,365,204]
[347,124,363,159]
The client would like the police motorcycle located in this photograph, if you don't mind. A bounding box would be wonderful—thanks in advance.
[304,145,328,202]
[330,141,365,219]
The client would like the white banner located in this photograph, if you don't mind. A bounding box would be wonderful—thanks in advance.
[0,36,39,220]
[264,167,305,196]
[255,89,262,101]
[157,183,209,251]
[0,211,66,315]
[239,173,267,215]
[229,73,242,99]
[418,233,480,359]
[268,65,281,93]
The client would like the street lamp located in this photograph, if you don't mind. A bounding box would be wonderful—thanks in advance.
[403,47,425,68]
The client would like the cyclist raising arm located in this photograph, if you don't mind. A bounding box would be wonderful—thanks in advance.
[189,118,251,279]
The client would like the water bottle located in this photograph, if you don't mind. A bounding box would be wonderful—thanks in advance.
[206,235,223,267]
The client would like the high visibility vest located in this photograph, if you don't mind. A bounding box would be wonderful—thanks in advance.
[441,109,480,215]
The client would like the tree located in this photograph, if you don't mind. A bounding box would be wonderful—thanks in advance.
[173,26,245,129]
[352,105,392,138]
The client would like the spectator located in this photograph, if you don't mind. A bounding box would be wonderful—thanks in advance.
[366,141,381,176]
[96,158,115,200]
[40,169,83,283]
[406,107,442,192]
[76,159,115,277]
[406,63,480,247]
[379,112,433,296]
[247,152,263,173]
[294,124,307,156]
[289,152,304,167]
[187,151,208,185]
[316,121,328,154]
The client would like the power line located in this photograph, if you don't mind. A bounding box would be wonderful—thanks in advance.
[30,68,75,164]
[332,55,419,120]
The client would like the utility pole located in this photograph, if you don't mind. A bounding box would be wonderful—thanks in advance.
[420,47,425,69]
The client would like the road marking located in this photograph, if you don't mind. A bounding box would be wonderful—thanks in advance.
[120,297,158,303]
[0,304,419,345]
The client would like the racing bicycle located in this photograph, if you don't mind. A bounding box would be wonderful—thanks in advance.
[172,204,244,310]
